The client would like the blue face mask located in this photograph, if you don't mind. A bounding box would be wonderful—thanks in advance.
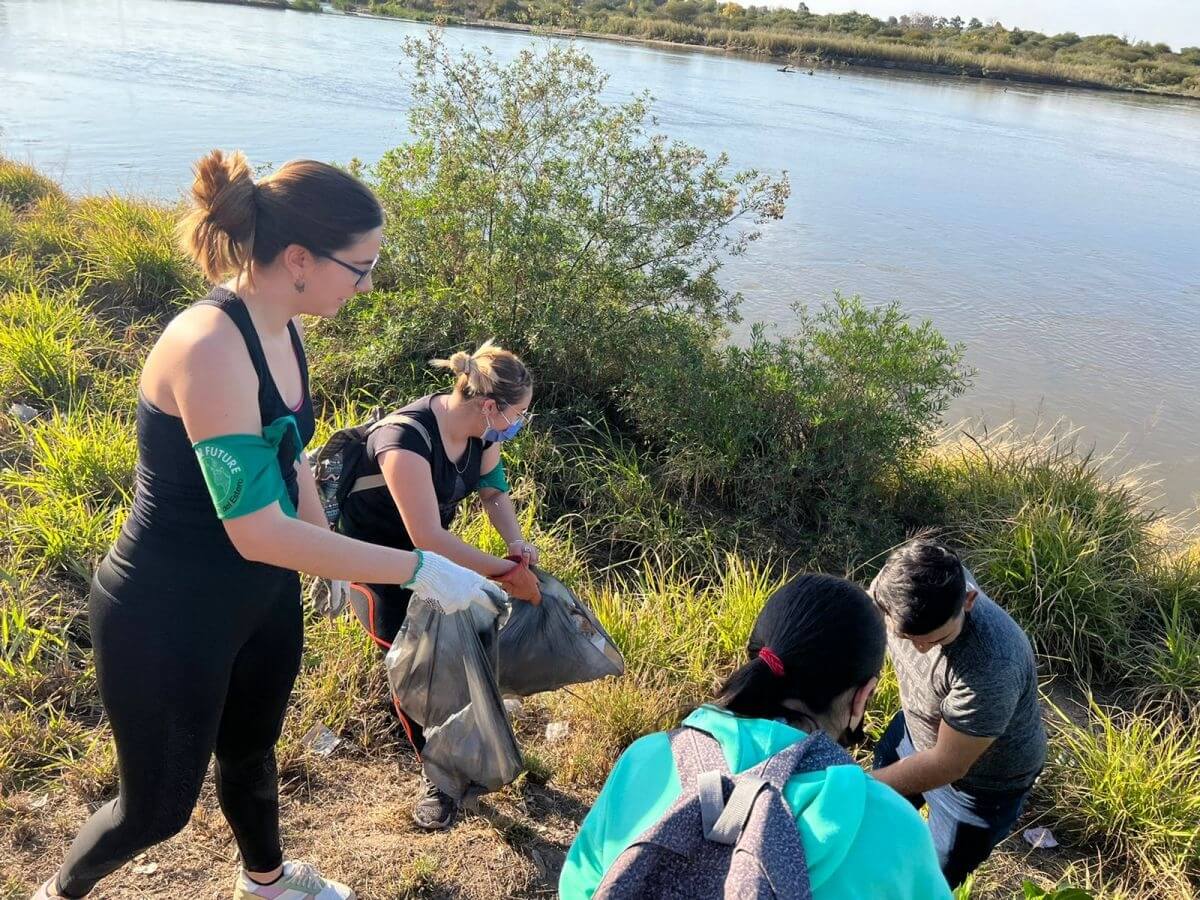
[483,408,525,443]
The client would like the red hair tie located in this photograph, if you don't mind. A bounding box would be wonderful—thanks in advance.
[758,647,785,678]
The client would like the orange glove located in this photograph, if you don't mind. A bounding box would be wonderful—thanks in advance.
[494,554,542,606]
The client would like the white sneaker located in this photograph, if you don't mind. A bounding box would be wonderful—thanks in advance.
[30,878,69,900]
[233,861,355,900]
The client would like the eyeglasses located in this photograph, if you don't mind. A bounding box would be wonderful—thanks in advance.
[497,406,534,427]
[319,252,379,288]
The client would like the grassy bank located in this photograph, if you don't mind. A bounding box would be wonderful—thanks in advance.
[3,39,1199,899]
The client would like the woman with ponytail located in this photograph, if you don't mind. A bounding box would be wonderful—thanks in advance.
[337,340,541,831]
[32,151,502,900]
[560,574,951,899]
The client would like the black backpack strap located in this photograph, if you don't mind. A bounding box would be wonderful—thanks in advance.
[348,414,434,496]
[751,732,856,791]
[667,726,729,792]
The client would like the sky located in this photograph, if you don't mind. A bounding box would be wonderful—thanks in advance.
[798,1,1200,49]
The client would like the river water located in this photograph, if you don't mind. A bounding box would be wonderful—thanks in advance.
[2,0,1198,509]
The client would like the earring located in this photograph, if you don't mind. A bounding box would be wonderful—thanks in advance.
[294,280,306,294]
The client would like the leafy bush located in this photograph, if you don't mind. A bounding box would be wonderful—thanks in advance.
[627,294,968,537]
[0,158,64,212]
[312,37,967,561]
[358,34,787,400]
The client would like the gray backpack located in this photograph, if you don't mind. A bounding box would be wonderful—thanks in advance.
[593,726,855,900]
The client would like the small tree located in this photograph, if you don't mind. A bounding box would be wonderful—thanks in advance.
[367,35,787,401]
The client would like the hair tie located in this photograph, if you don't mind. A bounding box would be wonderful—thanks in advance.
[758,647,785,678]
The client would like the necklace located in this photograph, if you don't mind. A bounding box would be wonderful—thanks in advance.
[434,394,473,475]
[452,442,472,475]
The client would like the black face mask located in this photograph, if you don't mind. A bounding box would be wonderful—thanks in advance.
[839,717,867,748]
[778,707,865,747]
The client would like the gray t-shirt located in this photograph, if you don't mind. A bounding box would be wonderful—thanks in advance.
[888,573,1046,793]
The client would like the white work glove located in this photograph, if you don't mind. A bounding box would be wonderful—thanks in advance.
[408,550,505,617]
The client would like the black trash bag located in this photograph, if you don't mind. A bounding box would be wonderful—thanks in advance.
[498,568,625,698]
[386,595,523,802]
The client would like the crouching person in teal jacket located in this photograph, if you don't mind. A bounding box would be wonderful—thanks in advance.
[559,574,952,900]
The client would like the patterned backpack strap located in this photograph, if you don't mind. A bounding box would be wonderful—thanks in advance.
[667,726,729,792]
[751,731,857,791]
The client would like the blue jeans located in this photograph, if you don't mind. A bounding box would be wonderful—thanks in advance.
[873,711,1031,887]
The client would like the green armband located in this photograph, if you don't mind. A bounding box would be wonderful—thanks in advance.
[193,416,302,520]
[477,459,510,494]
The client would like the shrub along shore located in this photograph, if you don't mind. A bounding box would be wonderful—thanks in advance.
[2,38,1199,900]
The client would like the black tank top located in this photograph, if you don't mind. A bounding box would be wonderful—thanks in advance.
[110,288,315,574]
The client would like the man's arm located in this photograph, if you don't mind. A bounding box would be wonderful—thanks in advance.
[873,719,994,796]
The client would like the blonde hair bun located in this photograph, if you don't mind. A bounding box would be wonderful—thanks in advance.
[431,340,532,406]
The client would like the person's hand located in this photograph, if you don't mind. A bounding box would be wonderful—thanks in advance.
[495,554,542,606]
[506,540,540,566]
[408,550,505,616]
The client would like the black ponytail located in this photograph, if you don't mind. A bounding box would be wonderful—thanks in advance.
[717,574,885,722]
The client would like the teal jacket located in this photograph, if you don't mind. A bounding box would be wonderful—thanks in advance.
[560,706,951,900]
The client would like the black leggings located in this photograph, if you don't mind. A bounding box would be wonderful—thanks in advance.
[56,551,302,897]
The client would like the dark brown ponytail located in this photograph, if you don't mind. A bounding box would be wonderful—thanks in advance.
[178,149,383,284]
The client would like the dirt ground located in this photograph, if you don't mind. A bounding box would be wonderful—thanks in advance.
[0,686,1158,900]
[0,743,1093,900]
[1,743,588,900]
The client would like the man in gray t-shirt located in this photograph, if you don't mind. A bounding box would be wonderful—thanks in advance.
[869,540,1046,888]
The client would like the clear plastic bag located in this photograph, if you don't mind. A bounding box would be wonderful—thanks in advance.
[498,568,625,697]
[386,595,523,802]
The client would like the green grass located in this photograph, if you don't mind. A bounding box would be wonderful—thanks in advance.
[916,428,1160,680]
[2,405,138,506]
[73,195,203,313]
[11,195,76,282]
[0,203,16,254]
[0,285,104,408]
[1142,602,1200,710]
[1041,699,1200,885]
[0,704,94,794]
[0,159,64,212]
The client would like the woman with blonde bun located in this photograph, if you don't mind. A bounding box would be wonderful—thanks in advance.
[32,151,501,900]
[338,340,541,831]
